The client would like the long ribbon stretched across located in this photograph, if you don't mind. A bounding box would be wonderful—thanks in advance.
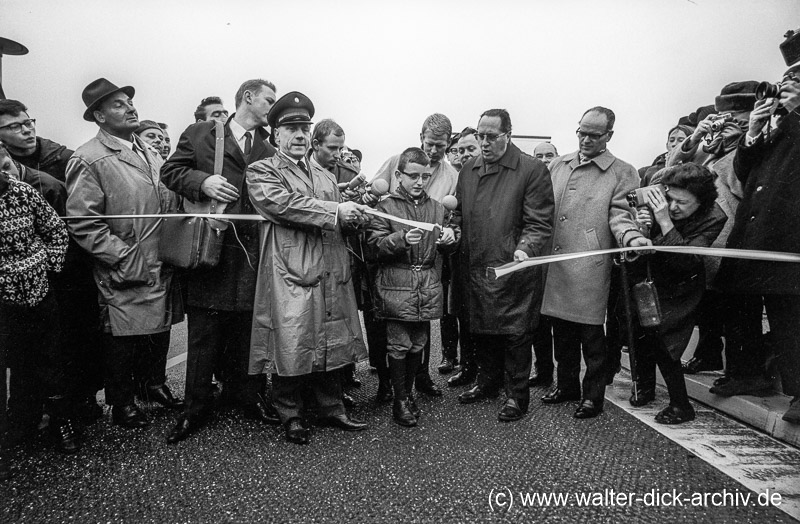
[489,245,800,279]
[363,208,439,232]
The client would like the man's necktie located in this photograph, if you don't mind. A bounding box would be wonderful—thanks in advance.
[298,159,309,177]
[244,131,252,157]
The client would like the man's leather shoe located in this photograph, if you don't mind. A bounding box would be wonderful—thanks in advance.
[683,356,723,374]
[285,419,310,445]
[437,358,457,375]
[448,369,476,388]
[458,385,499,404]
[242,397,281,425]
[782,397,800,424]
[541,388,581,404]
[709,376,772,397]
[416,377,443,397]
[654,404,695,424]
[166,415,203,444]
[712,374,731,387]
[112,404,150,428]
[392,399,417,427]
[75,397,104,424]
[342,392,356,409]
[321,413,368,432]
[574,399,603,419]
[498,399,526,422]
[628,387,656,407]
[50,418,81,454]
[142,384,185,410]
[344,376,362,389]
[376,379,393,403]
[528,371,553,388]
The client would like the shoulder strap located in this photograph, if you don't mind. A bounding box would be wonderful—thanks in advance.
[209,120,225,215]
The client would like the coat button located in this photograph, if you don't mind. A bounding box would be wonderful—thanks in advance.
[554,246,561,252]
[756,186,763,192]
[559,216,567,221]
[750,215,756,221]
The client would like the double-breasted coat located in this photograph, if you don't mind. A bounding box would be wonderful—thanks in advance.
[66,129,176,336]
[541,150,642,325]
[247,153,367,377]
[451,143,554,335]
[160,116,276,310]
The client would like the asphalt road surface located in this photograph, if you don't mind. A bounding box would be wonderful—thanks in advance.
[2,320,797,523]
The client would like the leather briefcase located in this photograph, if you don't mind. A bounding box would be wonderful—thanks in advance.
[158,120,229,269]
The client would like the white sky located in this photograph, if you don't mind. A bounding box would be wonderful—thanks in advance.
[1,0,798,175]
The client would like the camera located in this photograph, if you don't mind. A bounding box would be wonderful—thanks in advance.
[708,113,732,133]
[756,81,781,100]
[626,184,669,208]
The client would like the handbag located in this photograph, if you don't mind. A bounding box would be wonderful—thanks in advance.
[158,120,230,269]
[632,261,662,328]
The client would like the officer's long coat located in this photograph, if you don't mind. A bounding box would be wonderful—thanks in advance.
[247,153,366,376]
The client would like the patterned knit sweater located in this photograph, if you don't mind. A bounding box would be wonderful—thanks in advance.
[0,174,68,307]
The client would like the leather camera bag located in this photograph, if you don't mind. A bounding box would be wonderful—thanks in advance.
[158,120,229,269]
[632,261,662,328]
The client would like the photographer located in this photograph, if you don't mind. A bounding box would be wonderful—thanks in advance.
[713,32,800,423]
[625,163,726,424]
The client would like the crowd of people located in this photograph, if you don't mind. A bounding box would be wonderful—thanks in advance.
[1,29,799,480]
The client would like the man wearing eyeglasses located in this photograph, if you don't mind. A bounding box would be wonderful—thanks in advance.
[540,107,649,420]
[452,108,554,422]
[0,99,73,183]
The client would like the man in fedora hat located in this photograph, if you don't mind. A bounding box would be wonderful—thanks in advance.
[247,91,370,445]
[66,78,183,429]
[162,79,280,444]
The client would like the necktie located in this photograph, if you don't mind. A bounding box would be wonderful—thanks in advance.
[298,159,309,176]
[244,131,252,157]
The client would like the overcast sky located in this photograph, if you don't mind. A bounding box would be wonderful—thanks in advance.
[2,0,798,174]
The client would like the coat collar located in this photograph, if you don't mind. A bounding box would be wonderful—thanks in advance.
[218,113,270,166]
[388,184,430,205]
[95,128,155,176]
[470,142,521,174]
[563,149,616,171]
[276,150,315,191]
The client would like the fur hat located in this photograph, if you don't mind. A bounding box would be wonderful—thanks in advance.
[714,82,758,112]
[780,28,800,67]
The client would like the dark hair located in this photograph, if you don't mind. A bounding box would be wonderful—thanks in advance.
[0,99,28,119]
[582,106,616,131]
[659,162,718,214]
[235,79,276,109]
[398,146,430,172]
[479,109,512,133]
[350,149,362,162]
[667,124,692,140]
[448,133,460,149]
[194,96,224,122]
[312,119,345,144]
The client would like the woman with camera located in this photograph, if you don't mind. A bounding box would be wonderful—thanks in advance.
[625,162,727,424]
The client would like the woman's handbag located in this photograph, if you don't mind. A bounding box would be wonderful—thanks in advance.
[158,120,229,269]
[632,261,662,328]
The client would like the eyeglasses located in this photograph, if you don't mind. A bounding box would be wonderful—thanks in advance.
[0,119,36,133]
[398,170,432,182]
[477,132,508,143]
[576,128,609,141]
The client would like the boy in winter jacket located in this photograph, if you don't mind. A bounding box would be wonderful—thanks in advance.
[366,147,459,427]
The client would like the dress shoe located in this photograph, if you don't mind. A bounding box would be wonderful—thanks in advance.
[242,397,281,425]
[541,388,581,405]
[437,358,457,375]
[628,387,656,407]
[709,376,772,397]
[142,384,185,410]
[320,413,368,432]
[528,371,553,388]
[112,404,150,429]
[285,418,310,445]
[654,404,695,425]
[166,415,203,444]
[498,398,526,422]
[448,369,477,388]
[415,377,443,397]
[782,397,800,424]
[407,394,421,419]
[574,399,603,419]
[458,385,499,404]
[50,418,81,454]
[75,396,104,424]
[683,356,723,374]
[342,392,356,410]
[392,399,418,427]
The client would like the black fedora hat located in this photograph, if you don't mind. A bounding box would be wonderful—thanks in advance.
[82,78,135,122]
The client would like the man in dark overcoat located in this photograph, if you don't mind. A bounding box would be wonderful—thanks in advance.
[161,79,280,443]
[452,108,554,422]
